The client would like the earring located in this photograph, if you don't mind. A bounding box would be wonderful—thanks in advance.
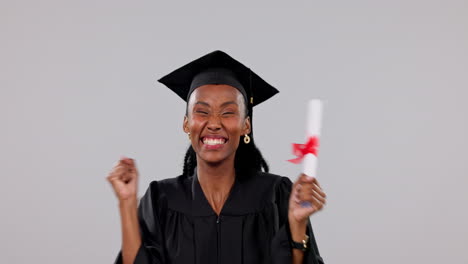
[187,132,191,140]
[244,134,250,144]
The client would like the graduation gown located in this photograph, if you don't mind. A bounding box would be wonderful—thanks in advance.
[114,171,324,264]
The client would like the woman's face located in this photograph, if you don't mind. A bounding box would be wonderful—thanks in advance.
[183,84,251,165]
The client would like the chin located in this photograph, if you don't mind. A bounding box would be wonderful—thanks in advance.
[197,152,234,166]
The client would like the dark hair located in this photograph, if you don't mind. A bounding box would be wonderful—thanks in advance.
[182,137,269,179]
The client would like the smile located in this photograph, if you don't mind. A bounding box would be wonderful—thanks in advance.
[201,136,227,146]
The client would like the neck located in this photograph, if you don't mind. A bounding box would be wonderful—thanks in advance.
[196,156,236,192]
[196,156,236,215]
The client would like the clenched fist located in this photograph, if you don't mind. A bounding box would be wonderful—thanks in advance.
[107,156,139,202]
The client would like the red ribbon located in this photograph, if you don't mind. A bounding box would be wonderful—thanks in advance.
[287,136,320,164]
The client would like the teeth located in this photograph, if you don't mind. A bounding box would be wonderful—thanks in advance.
[203,138,226,145]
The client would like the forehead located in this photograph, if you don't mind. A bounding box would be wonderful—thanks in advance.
[188,84,244,105]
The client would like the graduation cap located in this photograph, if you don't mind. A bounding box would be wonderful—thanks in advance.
[158,50,279,139]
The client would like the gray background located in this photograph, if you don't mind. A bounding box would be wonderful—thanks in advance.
[1,0,467,263]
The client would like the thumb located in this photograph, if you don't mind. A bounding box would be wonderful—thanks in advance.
[292,173,309,189]
[108,177,126,192]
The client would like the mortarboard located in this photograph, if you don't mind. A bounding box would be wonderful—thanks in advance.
[157,50,279,108]
[157,50,279,141]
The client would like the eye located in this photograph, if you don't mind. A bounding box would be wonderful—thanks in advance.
[221,108,237,116]
[195,110,208,115]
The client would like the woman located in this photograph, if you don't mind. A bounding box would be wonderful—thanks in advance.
[107,50,327,264]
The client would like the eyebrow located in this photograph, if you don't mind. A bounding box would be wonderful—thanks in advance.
[194,101,238,107]
[194,101,210,107]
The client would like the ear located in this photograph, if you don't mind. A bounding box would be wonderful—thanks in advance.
[183,115,189,134]
[243,116,251,135]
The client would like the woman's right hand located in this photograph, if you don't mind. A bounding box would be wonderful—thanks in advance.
[108,157,142,264]
[107,156,139,202]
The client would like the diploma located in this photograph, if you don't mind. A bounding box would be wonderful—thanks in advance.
[303,99,323,178]
[287,99,323,208]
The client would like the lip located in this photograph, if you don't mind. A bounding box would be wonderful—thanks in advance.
[200,134,228,150]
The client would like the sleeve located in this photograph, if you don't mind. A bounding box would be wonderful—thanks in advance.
[114,181,167,264]
[271,177,325,264]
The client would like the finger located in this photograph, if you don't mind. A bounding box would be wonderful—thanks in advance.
[111,160,130,172]
[107,172,132,186]
[294,183,302,193]
[313,178,322,188]
[298,174,316,185]
[107,165,128,179]
[117,155,133,166]
[115,159,137,172]
[311,182,326,197]
[301,192,326,207]
[295,183,315,198]
[292,175,302,190]
[121,173,132,183]
[293,183,305,201]
[107,175,126,191]
[107,167,134,185]
[301,184,326,199]
[299,187,326,203]
[120,157,136,167]
[128,161,138,174]
[291,184,305,204]
[312,197,325,211]
[116,156,133,165]
[312,185,327,197]
[299,175,324,192]
[293,174,310,191]
[311,190,326,204]
[126,165,139,180]
[120,167,137,181]
[298,179,326,195]
[121,158,133,166]
[304,195,325,211]
[292,175,320,203]
[295,181,313,196]
[292,193,301,204]
[291,184,299,201]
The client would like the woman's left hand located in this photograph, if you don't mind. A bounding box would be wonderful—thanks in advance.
[288,174,327,226]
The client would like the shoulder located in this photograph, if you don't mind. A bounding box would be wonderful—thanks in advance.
[145,174,192,198]
[136,176,188,236]
[156,174,190,190]
[246,171,293,190]
[239,171,293,202]
[142,175,192,213]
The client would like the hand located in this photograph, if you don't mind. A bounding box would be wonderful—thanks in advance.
[107,156,139,202]
[288,174,327,225]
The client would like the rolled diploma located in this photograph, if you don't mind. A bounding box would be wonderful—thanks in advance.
[303,99,323,178]
[300,99,323,208]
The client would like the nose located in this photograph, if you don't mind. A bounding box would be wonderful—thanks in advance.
[207,114,221,131]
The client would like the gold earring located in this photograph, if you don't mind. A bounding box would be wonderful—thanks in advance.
[244,134,250,144]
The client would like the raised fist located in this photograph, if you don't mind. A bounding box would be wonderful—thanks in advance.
[107,156,139,202]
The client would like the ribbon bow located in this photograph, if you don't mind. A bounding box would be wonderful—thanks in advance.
[287,136,320,164]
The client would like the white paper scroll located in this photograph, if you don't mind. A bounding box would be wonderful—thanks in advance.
[303,99,323,178]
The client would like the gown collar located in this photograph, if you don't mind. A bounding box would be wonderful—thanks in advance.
[190,169,246,217]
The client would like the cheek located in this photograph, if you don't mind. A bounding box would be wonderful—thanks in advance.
[230,136,241,147]
[224,119,244,133]
[188,117,205,129]
[187,116,244,136]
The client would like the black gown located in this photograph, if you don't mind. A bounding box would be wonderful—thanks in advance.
[114,171,324,264]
